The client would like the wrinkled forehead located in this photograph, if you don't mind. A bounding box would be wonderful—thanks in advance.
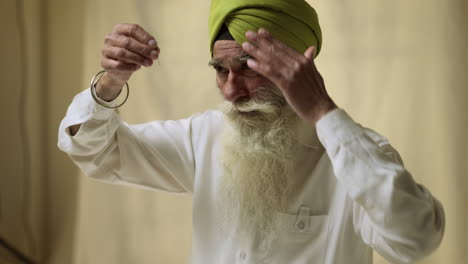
[212,40,251,65]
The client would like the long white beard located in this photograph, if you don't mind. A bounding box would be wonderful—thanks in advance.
[218,86,300,249]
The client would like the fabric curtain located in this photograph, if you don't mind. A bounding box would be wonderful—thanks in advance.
[69,0,467,263]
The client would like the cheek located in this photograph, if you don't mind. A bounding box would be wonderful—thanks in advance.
[245,77,272,93]
[216,76,225,89]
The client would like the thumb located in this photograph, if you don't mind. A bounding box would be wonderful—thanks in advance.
[304,46,316,60]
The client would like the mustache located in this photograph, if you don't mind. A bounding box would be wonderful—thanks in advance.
[226,85,286,114]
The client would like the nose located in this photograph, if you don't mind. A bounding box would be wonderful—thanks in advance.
[221,72,249,103]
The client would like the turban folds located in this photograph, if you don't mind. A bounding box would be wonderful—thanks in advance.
[208,0,322,57]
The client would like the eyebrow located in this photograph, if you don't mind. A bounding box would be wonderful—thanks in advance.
[208,58,222,68]
[233,54,253,63]
[208,54,253,68]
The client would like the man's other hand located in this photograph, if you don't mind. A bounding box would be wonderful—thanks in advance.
[98,23,160,101]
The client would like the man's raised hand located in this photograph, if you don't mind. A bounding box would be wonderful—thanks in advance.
[97,23,159,101]
[241,28,336,125]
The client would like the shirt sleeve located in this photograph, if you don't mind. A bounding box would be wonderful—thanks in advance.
[316,108,445,264]
[57,88,196,194]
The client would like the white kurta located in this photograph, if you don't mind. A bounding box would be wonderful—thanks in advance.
[58,88,445,264]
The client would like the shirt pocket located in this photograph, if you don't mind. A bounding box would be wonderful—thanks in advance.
[271,206,330,264]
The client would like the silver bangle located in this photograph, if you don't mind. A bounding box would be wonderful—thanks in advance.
[90,70,130,109]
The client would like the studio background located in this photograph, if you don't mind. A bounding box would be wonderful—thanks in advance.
[0,0,466,263]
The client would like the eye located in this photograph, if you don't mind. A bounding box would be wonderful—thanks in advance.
[241,63,258,77]
[214,66,228,75]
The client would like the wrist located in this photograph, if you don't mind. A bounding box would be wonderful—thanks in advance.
[95,72,127,101]
[308,101,338,125]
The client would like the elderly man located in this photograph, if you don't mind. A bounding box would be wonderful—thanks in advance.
[58,0,444,263]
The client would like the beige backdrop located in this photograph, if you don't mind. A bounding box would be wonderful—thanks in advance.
[1,0,466,263]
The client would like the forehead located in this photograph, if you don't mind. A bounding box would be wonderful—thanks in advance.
[212,40,246,60]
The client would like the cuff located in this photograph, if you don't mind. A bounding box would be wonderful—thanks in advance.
[58,88,120,153]
[316,108,364,150]
[69,87,117,122]
[59,88,119,144]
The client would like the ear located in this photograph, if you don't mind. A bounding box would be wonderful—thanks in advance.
[304,46,316,60]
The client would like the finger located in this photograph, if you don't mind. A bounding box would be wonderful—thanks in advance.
[245,29,297,65]
[245,30,273,55]
[303,46,319,74]
[246,59,284,86]
[243,40,294,84]
[241,41,271,63]
[303,46,316,60]
[245,30,258,43]
[105,34,159,60]
[242,36,295,68]
[101,57,141,72]
[113,23,158,49]
[102,45,153,67]
[256,28,301,60]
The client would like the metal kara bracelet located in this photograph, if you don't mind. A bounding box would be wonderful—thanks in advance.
[90,70,130,109]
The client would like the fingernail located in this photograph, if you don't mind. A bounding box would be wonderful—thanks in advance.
[247,59,257,67]
[150,50,159,59]
[258,28,269,37]
[246,31,256,38]
[144,59,152,66]
[148,39,157,48]
[242,42,252,50]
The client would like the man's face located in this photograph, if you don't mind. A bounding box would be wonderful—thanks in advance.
[211,40,273,104]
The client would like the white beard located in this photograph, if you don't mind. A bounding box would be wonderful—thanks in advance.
[217,86,300,249]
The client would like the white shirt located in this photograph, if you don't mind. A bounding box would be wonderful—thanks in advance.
[58,88,445,264]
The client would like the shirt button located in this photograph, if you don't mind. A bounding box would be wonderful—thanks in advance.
[296,221,305,230]
[240,251,246,261]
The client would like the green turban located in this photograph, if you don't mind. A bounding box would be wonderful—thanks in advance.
[208,0,322,57]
